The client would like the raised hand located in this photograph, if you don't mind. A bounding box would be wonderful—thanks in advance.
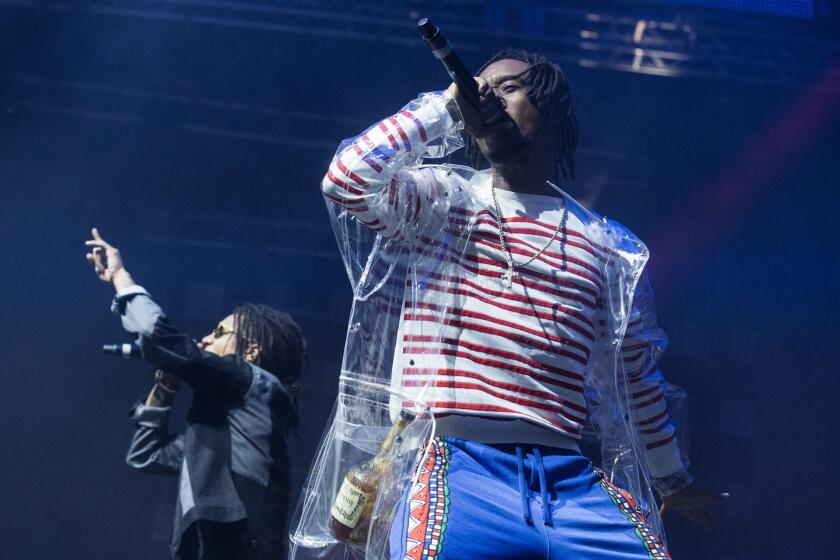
[84,227,134,291]
[446,77,514,139]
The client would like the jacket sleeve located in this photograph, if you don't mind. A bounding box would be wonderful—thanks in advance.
[321,90,464,241]
[113,287,253,405]
[621,271,694,496]
[126,401,184,475]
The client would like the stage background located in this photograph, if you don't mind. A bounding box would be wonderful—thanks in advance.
[1,1,838,558]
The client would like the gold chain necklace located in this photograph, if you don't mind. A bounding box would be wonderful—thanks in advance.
[490,181,568,289]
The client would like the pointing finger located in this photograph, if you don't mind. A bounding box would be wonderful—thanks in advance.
[90,227,113,248]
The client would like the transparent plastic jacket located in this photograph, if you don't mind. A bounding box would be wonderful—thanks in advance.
[290,92,677,559]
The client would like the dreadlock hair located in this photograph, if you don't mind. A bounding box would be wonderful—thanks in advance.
[464,48,579,182]
[231,303,307,430]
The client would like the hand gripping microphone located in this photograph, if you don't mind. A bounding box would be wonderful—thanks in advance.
[103,342,141,359]
[416,18,508,127]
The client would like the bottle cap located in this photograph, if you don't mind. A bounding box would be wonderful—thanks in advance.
[399,410,416,422]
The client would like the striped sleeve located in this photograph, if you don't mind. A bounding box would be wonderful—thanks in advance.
[621,271,689,483]
[321,91,463,240]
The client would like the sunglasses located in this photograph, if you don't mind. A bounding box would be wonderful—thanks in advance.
[213,324,237,339]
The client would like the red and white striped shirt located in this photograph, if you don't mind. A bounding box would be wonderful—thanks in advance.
[323,92,684,477]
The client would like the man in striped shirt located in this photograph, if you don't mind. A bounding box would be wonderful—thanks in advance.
[319,49,722,559]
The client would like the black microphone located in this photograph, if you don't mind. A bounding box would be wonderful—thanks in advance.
[102,342,141,359]
[417,17,507,127]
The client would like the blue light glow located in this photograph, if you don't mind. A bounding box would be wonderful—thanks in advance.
[658,0,813,18]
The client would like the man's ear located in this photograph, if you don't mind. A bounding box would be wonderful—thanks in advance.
[243,343,261,363]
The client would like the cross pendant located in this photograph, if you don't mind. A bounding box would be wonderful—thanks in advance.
[501,267,515,289]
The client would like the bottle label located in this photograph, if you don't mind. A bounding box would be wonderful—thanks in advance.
[330,477,370,529]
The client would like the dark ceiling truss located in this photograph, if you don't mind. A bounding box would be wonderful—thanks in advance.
[2,0,838,91]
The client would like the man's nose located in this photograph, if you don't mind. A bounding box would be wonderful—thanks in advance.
[486,88,506,109]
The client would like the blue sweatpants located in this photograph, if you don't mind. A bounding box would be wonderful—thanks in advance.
[389,437,670,560]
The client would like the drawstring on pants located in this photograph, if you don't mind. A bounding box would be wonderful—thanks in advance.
[515,446,532,524]
[515,446,552,526]
[533,447,552,526]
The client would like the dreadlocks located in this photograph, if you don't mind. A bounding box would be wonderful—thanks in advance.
[232,303,307,428]
[464,49,579,182]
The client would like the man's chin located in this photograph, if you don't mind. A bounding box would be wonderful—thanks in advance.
[481,129,534,165]
[484,140,529,164]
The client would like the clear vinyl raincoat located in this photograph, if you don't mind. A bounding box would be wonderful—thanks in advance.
[289,92,684,559]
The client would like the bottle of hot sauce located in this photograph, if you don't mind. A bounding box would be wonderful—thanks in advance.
[329,410,416,545]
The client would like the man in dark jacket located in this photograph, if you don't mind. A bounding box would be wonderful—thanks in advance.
[86,227,306,560]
